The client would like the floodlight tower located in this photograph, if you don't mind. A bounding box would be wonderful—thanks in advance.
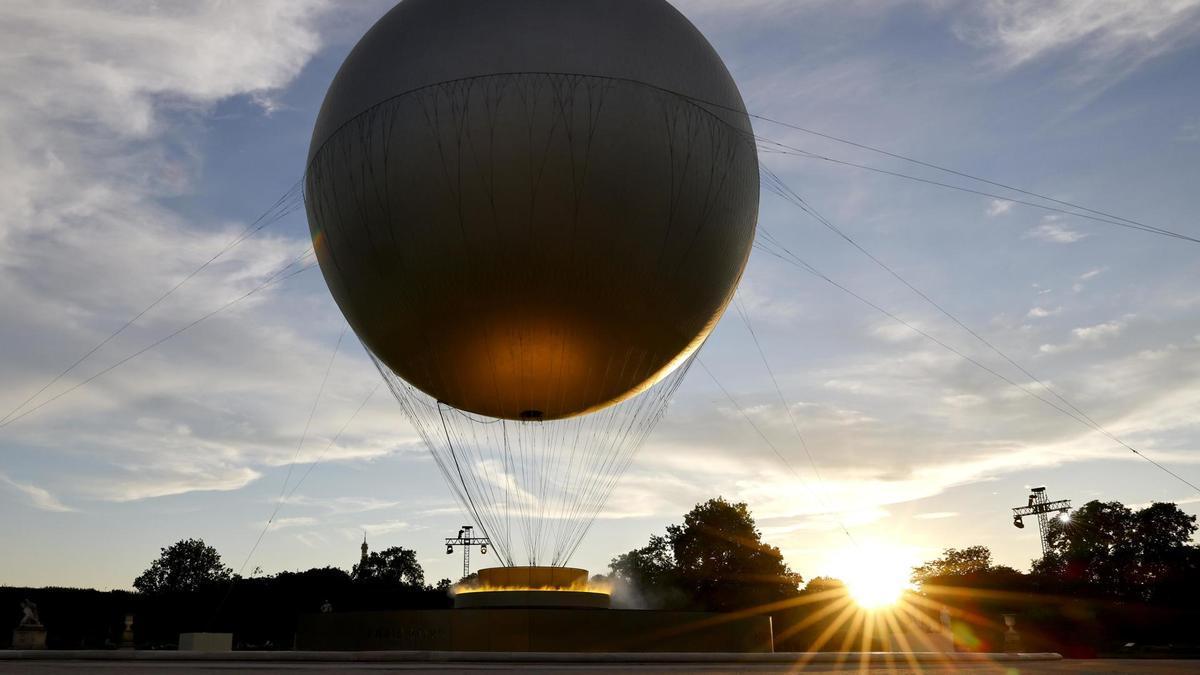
[445,525,491,579]
[1011,486,1071,556]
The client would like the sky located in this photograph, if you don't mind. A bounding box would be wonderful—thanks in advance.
[1,0,1199,591]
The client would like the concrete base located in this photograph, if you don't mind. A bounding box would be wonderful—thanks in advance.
[177,632,232,652]
[10,627,46,650]
[296,609,774,653]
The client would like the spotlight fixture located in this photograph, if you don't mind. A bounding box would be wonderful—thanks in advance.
[1011,486,1071,554]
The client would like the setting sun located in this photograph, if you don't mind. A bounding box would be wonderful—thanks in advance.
[824,541,916,610]
[847,571,905,610]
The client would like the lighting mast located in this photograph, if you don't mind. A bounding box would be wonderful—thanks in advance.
[445,525,491,580]
[1011,486,1071,556]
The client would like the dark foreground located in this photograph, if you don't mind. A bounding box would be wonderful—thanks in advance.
[3,652,1193,673]
[0,660,1196,673]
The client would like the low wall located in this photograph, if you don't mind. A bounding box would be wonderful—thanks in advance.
[295,608,774,653]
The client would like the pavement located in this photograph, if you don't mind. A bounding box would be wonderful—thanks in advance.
[1,652,1197,674]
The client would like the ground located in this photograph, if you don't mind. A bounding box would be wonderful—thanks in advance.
[2,659,1197,674]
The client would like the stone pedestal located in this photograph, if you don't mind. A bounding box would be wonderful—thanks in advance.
[119,614,135,650]
[178,632,232,652]
[11,626,47,650]
[1002,614,1022,653]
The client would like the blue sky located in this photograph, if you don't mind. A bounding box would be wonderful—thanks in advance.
[1,0,1199,590]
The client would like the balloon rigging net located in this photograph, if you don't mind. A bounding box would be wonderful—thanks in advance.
[370,346,696,568]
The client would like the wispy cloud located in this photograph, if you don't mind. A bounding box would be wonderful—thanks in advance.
[1073,267,1107,293]
[736,278,804,325]
[987,199,1014,217]
[283,495,404,515]
[953,0,1200,80]
[1039,318,1128,354]
[96,467,264,502]
[259,516,319,530]
[1073,320,1126,342]
[912,511,959,520]
[871,321,923,343]
[360,520,414,536]
[1027,306,1061,319]
[0,0,349,507]
[0,472,74,512]
[1024,218,1088,243]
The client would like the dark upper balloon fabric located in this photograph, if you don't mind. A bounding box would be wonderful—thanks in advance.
[306,0,759,420]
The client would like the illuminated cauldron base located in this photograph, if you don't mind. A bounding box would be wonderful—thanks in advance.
[453,566,610,610]
[298,564,772,651]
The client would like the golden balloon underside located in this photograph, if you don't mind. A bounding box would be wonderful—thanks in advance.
[306,74,758,421]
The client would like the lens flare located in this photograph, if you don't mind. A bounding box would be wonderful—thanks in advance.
[824,541,915,611]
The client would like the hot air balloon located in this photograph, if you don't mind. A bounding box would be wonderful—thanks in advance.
[306,0,758,566]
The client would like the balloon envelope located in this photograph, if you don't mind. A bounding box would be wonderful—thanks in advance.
[306,0,758,420]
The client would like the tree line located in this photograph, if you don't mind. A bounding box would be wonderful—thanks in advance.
[132,538,451,595]
[5,496,1197,654]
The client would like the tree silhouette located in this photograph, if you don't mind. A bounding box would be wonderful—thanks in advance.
[801,576,846,594]
[133,538,232,594]
[351,546,425,589]
[610,497,801,612]
[911,546,1018,585]
[1035,500,1198,600]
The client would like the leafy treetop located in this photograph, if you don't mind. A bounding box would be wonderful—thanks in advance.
[133,538,233,594]
[351,546,426,589]
[610,497,802,612]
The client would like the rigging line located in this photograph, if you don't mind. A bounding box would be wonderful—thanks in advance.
[753,235,1200,497]
[1129,449,1200,494]
[437,402,499,550]
[272,325,348,514]
[633,81,1187,241]
[210,319,348,626]
[310,69,1181,243]
[759,141,1190,243]
[285,381,383,501]
[560,358,696,564]
[1,181,305,426]
[752,237,1091,425]
[565,398,642,559]
[756,141,1199,244]
[758,218,1198,500]
[761,168,1160,473]
[502,420,512,566]
[744,111,1168,235]
[697,357,855,543]
[733,298,836,509]
[0,256,317,430]
[440,411,500,558]
[242,325,347,578]
[554,394,641,563]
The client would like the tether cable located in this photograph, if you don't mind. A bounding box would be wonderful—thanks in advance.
[1,182,304,426]
[0,251,316,429]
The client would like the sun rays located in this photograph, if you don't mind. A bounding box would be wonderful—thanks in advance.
[667,543,1028,670]
[824,540,916,611]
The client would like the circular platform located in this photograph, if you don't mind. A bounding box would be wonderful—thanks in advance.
[453,566,611,609]
[453,589,610,609]
[475,566,591,588]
